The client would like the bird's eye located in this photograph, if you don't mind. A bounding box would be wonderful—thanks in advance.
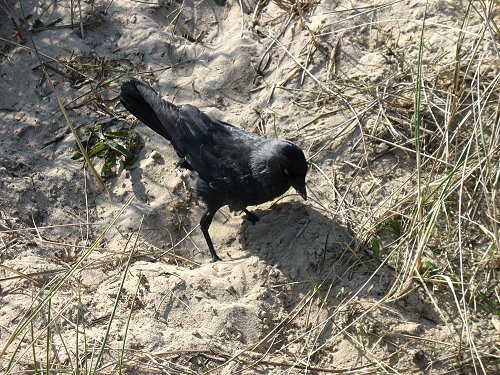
[283,168,289,175]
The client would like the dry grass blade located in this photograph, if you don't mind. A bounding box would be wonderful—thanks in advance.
[273,0,319,13]
[0,196,133,363]
[20,5,106,191]
[1,0,498,373]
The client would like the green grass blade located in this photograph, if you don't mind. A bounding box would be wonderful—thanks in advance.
[45,298,51,374]
[0,196,134,366]
[118,273,142,375]
[412,0,428,272]
[93,215,144,374]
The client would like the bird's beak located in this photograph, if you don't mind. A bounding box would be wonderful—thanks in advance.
[294,184,307,201]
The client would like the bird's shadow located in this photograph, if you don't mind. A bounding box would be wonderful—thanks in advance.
[238,201,358,281]
[237,202,446,357]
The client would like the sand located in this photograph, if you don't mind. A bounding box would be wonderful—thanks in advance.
[1,0,498,373]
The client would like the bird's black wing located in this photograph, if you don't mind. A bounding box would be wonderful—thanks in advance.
[121,80,263,194]
[176,104,263,192]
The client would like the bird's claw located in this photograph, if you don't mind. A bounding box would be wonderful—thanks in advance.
[210,255,223,263]
[243,209,260,224]
[246,215,259,224]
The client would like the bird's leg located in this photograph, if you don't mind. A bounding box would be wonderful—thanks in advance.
[200,209,222,262]
[243,209,260,224]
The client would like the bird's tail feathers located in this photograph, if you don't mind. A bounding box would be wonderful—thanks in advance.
[120,80,177,141]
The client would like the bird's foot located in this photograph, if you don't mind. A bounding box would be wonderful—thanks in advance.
[243,209,260,224]
[210,255,223,263]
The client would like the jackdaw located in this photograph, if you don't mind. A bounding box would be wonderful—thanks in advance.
[120,80,308,262]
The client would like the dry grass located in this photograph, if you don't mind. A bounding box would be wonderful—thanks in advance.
[0,0,498,373]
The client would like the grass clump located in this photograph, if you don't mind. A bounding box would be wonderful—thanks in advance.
[72,120,142,180]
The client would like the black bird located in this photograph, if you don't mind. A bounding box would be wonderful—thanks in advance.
[120,80,308,262]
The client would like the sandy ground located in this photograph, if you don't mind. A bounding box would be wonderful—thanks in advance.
[1,0,498,373]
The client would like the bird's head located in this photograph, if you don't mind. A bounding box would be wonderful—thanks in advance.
[279,141,308,200]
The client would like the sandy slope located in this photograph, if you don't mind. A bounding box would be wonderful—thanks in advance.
[1,0,498,373]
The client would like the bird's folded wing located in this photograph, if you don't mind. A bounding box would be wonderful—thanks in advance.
[176,105,262,192]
